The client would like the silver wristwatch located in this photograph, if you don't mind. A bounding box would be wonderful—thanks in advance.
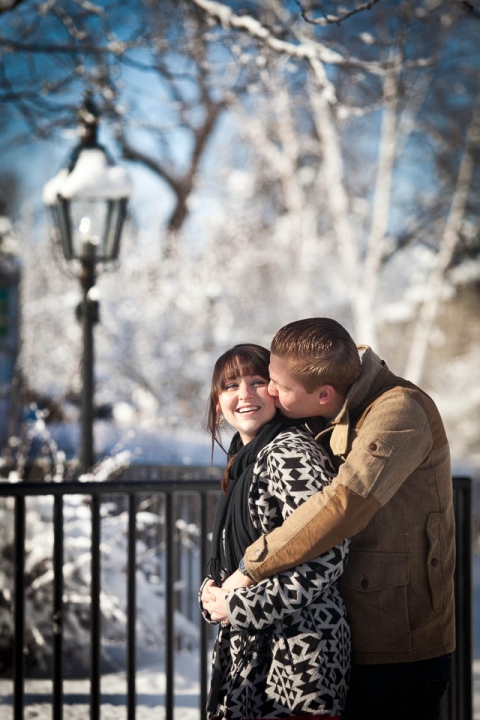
[239,556,252,579]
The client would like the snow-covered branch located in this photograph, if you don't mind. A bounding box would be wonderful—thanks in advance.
[189,0,337,62]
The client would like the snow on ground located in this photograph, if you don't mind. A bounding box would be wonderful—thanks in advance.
[0,651,202,720]
[1,646,480,719]
[1,662,479,719]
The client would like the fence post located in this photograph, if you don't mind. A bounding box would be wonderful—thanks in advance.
[14,495,25,720]
[52,494,64,720]
[441,476,473,720]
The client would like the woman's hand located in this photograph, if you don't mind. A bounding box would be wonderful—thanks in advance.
[201,582,230,626]
[200,578,216,610]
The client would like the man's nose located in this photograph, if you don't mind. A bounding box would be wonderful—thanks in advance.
[268,381,278,396]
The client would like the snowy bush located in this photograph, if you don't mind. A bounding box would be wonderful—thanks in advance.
[0,487,201,678]
[0,418,203,679]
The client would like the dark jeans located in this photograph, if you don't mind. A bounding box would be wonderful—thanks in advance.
[343,654,453,720]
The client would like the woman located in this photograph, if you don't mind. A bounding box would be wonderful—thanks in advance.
[200,344,350,720]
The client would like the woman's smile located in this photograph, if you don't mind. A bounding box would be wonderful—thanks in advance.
[237,404,260,413]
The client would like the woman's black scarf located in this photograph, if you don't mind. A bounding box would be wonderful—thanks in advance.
[208,411,298,586]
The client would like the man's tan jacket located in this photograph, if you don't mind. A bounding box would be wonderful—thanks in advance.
[245,347,455,665]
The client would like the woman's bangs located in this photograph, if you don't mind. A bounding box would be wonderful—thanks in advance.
[220,352,268,388]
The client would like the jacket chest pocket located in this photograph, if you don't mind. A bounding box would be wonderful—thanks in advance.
[339,551,411,654]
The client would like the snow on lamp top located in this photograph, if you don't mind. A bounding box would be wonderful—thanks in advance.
[42,147,132,206]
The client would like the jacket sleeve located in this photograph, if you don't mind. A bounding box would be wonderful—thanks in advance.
[225,430,349,632]
[244,390,434,582]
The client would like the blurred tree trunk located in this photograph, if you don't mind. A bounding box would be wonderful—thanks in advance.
[404,90,480,384]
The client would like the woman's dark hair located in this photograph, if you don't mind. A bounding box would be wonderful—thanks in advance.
[206,343,270,492]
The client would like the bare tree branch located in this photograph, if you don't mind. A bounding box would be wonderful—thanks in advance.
[0,0,29,14]
[458,0,480,19]
[117,98,224,248]
[0,38,137,55]
[296,0,382,27]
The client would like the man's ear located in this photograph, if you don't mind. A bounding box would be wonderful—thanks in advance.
[317,385,336,406]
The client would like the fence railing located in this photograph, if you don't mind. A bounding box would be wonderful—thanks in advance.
[0,474,473,720]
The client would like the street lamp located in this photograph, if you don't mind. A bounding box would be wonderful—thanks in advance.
[43,94,132,473]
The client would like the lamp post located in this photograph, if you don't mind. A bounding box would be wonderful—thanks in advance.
[43,94,132,473]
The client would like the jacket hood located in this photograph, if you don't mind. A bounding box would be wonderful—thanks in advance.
[319,345,386,457]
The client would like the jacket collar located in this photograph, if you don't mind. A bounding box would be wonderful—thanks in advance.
[310,345,387,456]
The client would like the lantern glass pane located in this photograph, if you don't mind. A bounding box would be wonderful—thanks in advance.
[103,200,126,260]
[69,199,110,260]
[51,202,73,260]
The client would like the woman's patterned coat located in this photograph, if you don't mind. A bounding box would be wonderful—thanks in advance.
[201,428,351,719]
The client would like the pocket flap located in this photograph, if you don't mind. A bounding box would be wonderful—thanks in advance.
[339,551,409,592]
[358,435,394,459]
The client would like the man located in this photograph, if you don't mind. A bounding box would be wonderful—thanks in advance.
[224,318,455,720]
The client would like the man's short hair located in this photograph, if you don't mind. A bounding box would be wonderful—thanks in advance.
[271,318,361,397]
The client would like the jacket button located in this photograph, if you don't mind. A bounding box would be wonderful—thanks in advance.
[431,558,439,567]
[369,443,377,451]
[255,550,260,556]
[361,578,369,589]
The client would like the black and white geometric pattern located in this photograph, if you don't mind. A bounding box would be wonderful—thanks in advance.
[203,428,351,719]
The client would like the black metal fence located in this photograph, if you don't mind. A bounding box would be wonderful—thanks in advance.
[0,476,221,720]
[0,474,473,720]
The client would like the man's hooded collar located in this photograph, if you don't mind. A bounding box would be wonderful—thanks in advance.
[309,345,388,457]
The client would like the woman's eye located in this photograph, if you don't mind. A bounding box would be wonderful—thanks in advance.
[252,380,267,386]
[225,383,238,390]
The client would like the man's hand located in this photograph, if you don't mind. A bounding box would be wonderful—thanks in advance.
[221,569,254,591]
